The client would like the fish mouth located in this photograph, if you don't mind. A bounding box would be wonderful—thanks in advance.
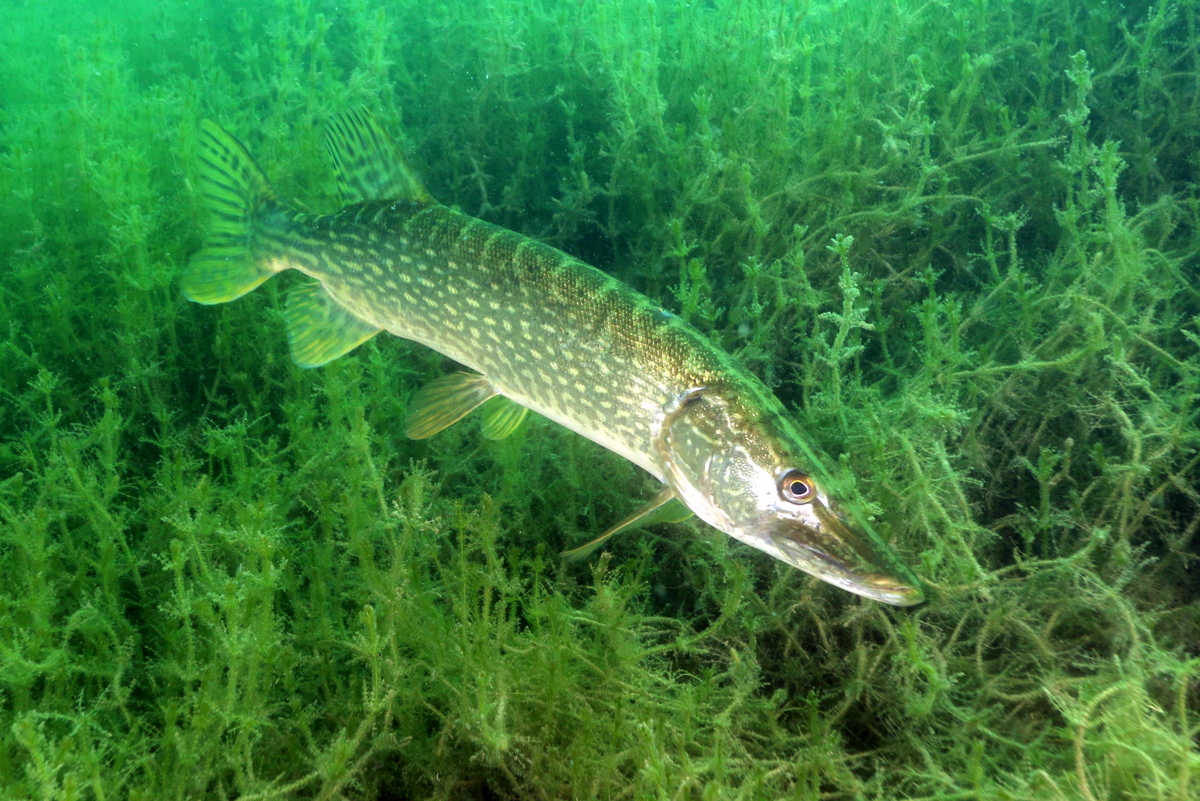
[764,502,925,606]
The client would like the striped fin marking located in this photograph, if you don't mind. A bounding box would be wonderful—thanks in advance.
[285,282,382,368]
[323,108,434,205]
[182,120,279,304]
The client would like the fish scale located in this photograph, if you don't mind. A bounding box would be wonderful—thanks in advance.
[269,199,731,477]
[182,109,924,606]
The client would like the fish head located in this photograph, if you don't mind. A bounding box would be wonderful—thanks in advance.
[653,387,924,606]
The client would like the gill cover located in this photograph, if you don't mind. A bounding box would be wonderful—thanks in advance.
[652,387,924,606]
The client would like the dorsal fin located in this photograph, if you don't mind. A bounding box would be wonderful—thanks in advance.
[323,108,433,206]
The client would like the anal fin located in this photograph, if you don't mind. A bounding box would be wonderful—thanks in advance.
[286,282,382,368]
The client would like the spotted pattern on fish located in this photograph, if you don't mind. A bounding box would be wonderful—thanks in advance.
[256,199,789,476]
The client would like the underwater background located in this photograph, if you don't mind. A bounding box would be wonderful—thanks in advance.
[0,0,1198,798]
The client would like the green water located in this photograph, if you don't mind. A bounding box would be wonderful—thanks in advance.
[1,1,1197,798]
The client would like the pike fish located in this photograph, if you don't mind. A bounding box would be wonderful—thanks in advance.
[183,109,924,605]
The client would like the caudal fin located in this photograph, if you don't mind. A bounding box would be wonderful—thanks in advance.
[182,120,280,304]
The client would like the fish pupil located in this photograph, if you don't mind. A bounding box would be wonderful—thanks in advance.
[779,472,814,503]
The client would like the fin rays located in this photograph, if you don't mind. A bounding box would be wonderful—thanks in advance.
[324,109,433,206]
[480,398,529,440]
[186,113,691,570]
[561,486,695,562]
[181,120,279,304]
[285,282,382,368]
[405,372,499,439]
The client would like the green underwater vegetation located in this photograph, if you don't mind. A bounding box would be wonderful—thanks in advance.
[0,0,1198,797]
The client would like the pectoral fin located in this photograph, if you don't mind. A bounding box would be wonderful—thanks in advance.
[404,372,498,439]
[561,486,695,561]
[285,282,382,368]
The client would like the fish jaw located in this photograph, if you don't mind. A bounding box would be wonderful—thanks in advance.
[654,387,925,606]
[700,480,925,607]
[752,498,925,606]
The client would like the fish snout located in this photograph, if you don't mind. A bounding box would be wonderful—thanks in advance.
[763,502,925,606]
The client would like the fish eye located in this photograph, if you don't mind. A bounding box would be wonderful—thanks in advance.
[778,470,815,504]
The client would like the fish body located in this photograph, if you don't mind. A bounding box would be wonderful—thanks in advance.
[184,110,924,605]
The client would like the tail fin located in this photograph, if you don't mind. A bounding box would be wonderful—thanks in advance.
[182,121,281,304]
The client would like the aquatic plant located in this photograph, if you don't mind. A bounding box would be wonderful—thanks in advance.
[0,0,1196,798]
